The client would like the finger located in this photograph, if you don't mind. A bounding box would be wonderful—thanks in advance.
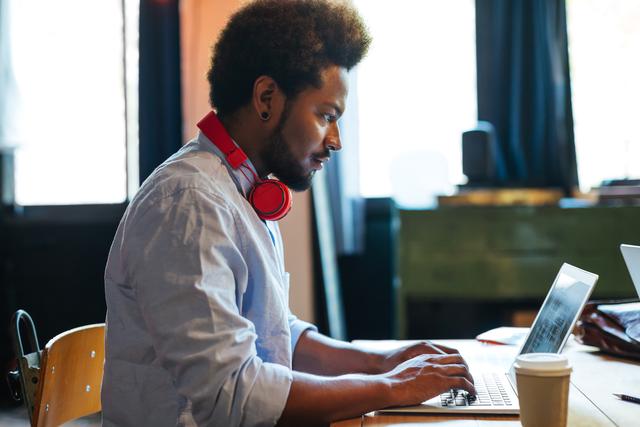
[408,341,445,356]
[438,354,472,371]
[449,376,477,395]
[432,343,459,354]
[427,353,469,368]
[425,341,463,357]
[430,364,475,385]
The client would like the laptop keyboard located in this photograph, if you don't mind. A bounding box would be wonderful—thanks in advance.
[440,373,513,407]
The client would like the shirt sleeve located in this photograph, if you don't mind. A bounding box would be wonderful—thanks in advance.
[128,188,291,427]
[288,312,318,353]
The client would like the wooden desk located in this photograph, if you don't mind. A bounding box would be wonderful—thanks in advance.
[331,340,640,427]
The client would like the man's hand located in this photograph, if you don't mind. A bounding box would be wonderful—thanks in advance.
[280,336,476,426]
[377,340,466,373]
[278,352,476,427]
[380,352,476,408]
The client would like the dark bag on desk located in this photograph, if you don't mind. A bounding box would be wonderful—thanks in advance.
[575,299,640,360]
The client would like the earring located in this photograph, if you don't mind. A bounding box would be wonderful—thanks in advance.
[260,111,271,121]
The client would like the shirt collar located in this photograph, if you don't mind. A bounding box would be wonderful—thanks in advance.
[196,130,259,197]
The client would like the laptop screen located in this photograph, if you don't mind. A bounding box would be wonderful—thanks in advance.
[519,270,594,354]
[507,263,598,387]
[621,244,640,298]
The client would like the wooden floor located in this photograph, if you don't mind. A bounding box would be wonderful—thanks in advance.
[0,406,100,426]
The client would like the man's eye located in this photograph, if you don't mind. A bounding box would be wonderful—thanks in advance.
[323,113,337,123]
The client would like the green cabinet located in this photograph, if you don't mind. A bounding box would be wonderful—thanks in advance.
[398,206,640,337]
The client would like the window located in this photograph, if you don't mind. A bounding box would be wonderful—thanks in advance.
[567,0,640,191]
[1,0,139,206]
[353,0,477,208]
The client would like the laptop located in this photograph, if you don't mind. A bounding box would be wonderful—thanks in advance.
[621,244,640,298]
[381,262,598,415]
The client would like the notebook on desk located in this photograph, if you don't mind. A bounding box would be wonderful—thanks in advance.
[380,263,599,415]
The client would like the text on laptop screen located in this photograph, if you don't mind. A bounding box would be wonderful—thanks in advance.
[519,273,591,354]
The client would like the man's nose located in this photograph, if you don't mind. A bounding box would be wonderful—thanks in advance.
[325,122,342,152]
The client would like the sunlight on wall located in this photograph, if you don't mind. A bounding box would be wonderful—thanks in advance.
[567,0,640,190]
[354,0,477,208]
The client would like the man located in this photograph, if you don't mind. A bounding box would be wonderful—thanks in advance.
[102,1,475,426]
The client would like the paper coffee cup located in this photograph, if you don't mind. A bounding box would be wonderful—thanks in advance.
[514,353,572,427]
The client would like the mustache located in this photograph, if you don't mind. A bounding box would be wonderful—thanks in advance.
[312,149,332,161]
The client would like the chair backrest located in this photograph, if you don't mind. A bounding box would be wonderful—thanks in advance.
[32,324,105,427]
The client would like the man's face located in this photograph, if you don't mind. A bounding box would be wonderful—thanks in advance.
[263,65,348,191]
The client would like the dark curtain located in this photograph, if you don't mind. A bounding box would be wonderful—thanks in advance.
[139,0,182,184]
[476,0,578,192]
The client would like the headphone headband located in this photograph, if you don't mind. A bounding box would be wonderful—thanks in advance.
[197,111,247,169]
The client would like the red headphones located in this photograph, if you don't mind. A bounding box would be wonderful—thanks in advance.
[197,111,292,221]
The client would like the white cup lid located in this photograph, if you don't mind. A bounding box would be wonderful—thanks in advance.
[514,353,571,372]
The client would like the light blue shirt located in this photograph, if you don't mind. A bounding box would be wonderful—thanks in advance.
[102,131,316,427]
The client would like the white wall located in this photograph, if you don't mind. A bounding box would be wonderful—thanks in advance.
[180,0,315,322]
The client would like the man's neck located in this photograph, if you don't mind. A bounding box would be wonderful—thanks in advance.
[219,110,269,178]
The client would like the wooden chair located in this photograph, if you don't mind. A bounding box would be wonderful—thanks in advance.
[8,310,105,427]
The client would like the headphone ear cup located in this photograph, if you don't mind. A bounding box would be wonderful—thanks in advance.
[248,179,292,221]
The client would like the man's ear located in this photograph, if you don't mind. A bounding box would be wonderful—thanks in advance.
[252,75,285,124]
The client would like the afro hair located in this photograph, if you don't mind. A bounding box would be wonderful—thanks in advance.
[208,0,371,117]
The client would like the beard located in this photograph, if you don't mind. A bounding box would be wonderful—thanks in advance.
[262,102,315,192]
